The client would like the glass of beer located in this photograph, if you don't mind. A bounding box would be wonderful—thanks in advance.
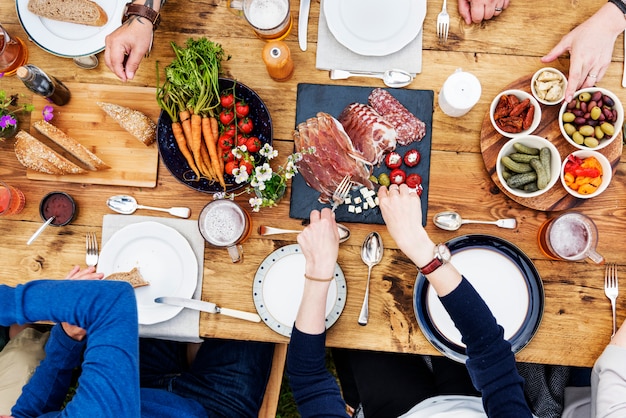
[537,212,603,264]
[198,199,251,263]
[0,24,28,76]
[0,180,26,216]
[228,0,293,41]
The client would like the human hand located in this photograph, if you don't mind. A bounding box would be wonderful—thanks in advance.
[541,3,625,102]
[297,208,339,281]
[104,21,154,81]
[457,0,510,25]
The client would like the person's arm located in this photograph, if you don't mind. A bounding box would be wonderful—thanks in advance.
[286,209,349,418]
[104,0,164,81]
[378,184,531,417]
[457,0,510,25]
[591,319,626,417]
[542,2,626,102]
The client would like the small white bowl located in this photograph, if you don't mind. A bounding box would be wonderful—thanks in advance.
[531,67,567,105]
[490,89,542,138]
[496,135,561,198]
[560,150,612,199]
[559,87,623,151]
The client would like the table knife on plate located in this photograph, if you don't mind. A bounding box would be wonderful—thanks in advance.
[155,296,261,322]
[299,0,311,51]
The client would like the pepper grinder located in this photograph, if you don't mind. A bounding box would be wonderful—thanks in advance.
[262,41,294,82]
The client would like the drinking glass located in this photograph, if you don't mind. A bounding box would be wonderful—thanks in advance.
[537,212,603,263]
[0,24,28,76]
[228,0,293,41]
[198,199,251,263]
[0,180,26,216]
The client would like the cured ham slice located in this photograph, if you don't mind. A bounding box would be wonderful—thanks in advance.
[293,112,374,203]
[338,103,397,165]
[368,88,426,145]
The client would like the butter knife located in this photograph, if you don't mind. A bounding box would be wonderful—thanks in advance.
[299,0,311,51]
[154,297,261,323]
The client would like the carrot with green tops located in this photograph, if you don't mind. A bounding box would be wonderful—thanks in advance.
[172,120,200,179]
[202,116,225,189]
[190,112,204,173]
[209,116,224,174]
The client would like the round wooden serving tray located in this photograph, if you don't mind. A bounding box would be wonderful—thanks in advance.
[480,74,622,212]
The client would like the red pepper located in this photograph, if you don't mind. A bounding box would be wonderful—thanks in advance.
[384,152,402,169]
[405,173,422,189]
[389,168,406,185]
[574,167,601,178]
[403,149,421,167]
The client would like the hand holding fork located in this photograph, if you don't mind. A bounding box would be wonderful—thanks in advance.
[330,175,353,212]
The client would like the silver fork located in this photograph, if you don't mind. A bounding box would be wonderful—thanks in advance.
[605,263,619,338]
[437,0,450,43]
[331,175,352,212]
[86,232,99,267]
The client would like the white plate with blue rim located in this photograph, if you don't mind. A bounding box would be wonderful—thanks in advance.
[253,244,347,337]
[16,0,125,57]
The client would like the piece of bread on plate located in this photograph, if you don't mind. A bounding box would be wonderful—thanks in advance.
[27,0,108,27]
[14,130,87,175]
[33,120,110,171]
[97,102,157,146]
[104,267,150,288]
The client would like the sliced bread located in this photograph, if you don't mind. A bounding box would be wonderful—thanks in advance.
[97,102,157,146]
[105,267,150,288]
[33,120,110,171]
[27,0,108,27]
[14,130,86,175]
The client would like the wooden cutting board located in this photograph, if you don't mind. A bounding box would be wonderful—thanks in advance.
[27,82,160,188]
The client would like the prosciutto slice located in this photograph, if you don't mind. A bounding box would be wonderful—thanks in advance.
[338,103,397,165]
[368,88,426,145]
[293,112,374,203]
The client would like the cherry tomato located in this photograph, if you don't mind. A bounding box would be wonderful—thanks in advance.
[235,101,250,118]
[405,173,422,189]
[222,124,236,138]
[225,160,239,175]
[222,149,235,163]
[238,117,254,134]
[389,168,406,185]
[384,151,402,169]
[218,134,235,150]
[219,108,235,125]
[246,136,262,153]
[404,149,421,167]
[236,133,249,147]
[220,92,234,108]
[239,160,253,175]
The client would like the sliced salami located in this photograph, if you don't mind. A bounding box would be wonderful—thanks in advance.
[368,88,426,145]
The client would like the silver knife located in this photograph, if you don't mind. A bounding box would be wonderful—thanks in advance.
[298,0,311,51]
[155,297,261,323]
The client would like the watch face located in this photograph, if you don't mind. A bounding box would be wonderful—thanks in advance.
[438,244,451,262]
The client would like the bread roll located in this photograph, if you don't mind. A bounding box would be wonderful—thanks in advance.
[33,120,110,171]
[105,267,150,288]
[27,0,108,27]
[97,102,157,146]
[14,130,86,175]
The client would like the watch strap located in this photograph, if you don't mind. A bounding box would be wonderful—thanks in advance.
[122,3,161,30]
[420,258,443,275]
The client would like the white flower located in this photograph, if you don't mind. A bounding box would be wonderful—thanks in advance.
[249,197,263,212]
[255,163,273,182]
[213,192,226,200]
[260,143,278,159]
[233,167,249,184]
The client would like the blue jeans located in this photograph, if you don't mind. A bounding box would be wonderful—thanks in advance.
[139,338,274,417]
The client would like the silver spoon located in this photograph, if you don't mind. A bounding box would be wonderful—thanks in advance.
[330,69,414,88]
[27,216,55,246]
[258,224,351,243]
[358,231,383,326]
[106,195,191,219]
[433,211,517,231]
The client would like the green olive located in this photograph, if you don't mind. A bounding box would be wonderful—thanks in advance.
[595,126,605,140]
[578,125,595,137]
[584,137,599,148]
[600,122,615,136]
[590,106,602,120]
[563,123,577,136]
[578,92,592,102]
[562,112,576,123]
[378,173,391,187]
[572,131,585,145]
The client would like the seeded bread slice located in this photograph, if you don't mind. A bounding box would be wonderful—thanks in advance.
[105,267,150,288]
[14,130,86,175]
[97,102,157,146]
[33,120,109,171]
[27,0,108,27]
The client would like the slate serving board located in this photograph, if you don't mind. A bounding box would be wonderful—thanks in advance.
[289,83,434,225]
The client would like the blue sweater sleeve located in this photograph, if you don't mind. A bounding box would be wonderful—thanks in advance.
[1,280,141,417]
[439,277,532,417]
[287,327,349,418]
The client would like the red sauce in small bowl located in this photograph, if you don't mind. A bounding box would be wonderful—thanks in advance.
[40,192,76,226]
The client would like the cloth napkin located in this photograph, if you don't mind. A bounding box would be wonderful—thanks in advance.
[316,0,423,75]
[101,214,204,343]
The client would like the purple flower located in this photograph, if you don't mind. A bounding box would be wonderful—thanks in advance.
[0,114,17,129]
[42,105,54,122]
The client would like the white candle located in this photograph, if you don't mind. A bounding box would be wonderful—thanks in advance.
[438,69,482,117]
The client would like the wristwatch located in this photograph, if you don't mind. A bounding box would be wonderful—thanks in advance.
[122,2,161,30]
[419,243,451,275]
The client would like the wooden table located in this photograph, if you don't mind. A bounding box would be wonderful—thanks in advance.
[1,0,625,390]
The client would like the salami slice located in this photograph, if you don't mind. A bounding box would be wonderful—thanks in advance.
[368,88,426,145]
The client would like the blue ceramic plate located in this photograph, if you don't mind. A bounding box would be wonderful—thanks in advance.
[157,78,272,194]
[413,234,544,363]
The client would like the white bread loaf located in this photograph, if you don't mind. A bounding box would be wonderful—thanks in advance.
[27,0,108,27]
[97,102,157,146]
[33,120,110,171]
[14,130,86,175]
[105,267,150,288]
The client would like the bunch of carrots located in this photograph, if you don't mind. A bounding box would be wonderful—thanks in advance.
[156,38,229,189]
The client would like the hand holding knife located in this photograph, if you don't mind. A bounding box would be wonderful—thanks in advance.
[299,0,311,51]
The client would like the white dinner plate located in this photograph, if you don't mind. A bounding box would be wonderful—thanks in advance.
[323,0,426,56]
[253,244,347,337]
[97,222,198,325]
[414,234,544,363]
[16,0,126,57]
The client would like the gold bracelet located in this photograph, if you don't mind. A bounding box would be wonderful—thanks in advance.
[304,274,334,282]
